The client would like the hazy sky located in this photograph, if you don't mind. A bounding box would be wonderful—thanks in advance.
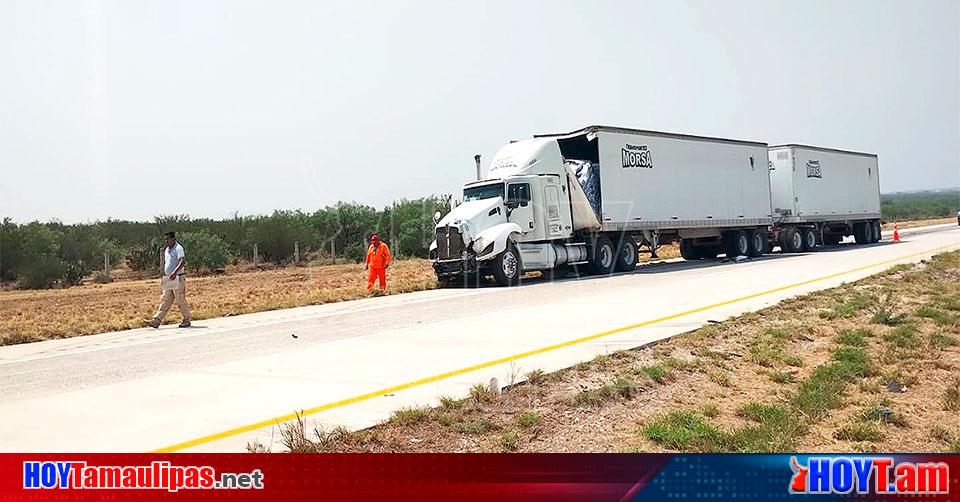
[2,0,958,223]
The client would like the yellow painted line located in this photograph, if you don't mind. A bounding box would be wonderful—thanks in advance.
[154,242,958,453]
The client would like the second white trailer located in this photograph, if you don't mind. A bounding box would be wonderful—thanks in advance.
[768,144,881,252]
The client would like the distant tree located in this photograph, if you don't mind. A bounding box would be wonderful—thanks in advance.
[0,218,22,282]
[881,190,960,221]
[16,224,63,289]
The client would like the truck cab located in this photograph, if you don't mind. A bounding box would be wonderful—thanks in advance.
[430,138,600,286]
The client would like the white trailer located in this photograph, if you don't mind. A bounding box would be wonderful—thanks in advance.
[430,125,774,286]
[768,144,881,252]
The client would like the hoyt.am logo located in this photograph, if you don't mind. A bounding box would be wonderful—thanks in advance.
[789,456,949,495]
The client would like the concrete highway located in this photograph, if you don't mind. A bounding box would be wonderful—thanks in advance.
[1,223,958,452]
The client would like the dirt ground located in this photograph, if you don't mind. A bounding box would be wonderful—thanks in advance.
[0,260,436,345]
[269,251,960,454]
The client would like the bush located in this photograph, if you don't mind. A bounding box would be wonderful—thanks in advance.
[61,262,86,287]
[177,231,230,274]
[0,219,22,282]
[55,225,124,278]
[342,242,368,263]
[17,225,64,289]
[126,240,162,272]
[246,211,315,263]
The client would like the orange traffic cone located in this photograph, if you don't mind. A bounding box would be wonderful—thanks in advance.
[892,224,900,243]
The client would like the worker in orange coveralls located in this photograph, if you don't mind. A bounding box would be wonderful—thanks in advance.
[365,234,391,291]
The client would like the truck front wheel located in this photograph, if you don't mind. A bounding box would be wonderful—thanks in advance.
[614,238,638,272]
[588,236,616,275]
[491,242,522,286]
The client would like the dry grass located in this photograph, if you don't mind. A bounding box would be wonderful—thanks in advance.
[0,259,436,345]
[273,250,960,453]
[882,217,956,230]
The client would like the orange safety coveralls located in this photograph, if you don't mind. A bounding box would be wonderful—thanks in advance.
[365,242,391,290]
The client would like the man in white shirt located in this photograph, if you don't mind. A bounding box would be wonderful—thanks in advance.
[147,231,191,328]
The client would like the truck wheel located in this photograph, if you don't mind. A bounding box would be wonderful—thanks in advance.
[588,236,616,275]
[747,230,767,258]
[679,239,701,260]
[872,221,882,243]
[854,223,868,244]
[724,230,750,258]
[614,238,638,272]
[802,228,817,252]
[491,242,522,286]
[783,227,803,253]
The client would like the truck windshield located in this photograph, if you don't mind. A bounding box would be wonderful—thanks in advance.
[463,183,504,202]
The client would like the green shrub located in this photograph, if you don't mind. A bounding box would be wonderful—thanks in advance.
[126,240,162,272]
[246,211,315,263]
[55,225,123,278]
[0,218,23,282]
[61,261,86,287]
[177,231,230,274]
[642,411,725,452]
[516,411,539,428]
[16,225,64,289]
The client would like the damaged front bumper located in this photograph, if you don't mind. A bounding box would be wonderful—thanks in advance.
[432,255,480,278]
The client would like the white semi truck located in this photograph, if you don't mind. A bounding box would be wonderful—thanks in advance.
[430,125,774,286]
[767,144,881,252]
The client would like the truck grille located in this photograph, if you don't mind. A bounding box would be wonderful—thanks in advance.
[436,226,464,260]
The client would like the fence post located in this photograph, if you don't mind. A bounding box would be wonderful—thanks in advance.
[294,241,300,264]
[390,200,395,255]
[330,241,335,259]
[253,243,259,265]
[104,252,110,277]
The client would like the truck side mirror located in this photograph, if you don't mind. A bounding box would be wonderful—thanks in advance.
[433,211,442,223]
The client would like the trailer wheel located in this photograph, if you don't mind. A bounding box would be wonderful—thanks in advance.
[588,236,616,275]
[872,221,882,243]
[614,237,638,272]
[679,239,700,260]
[747,230,767,258]
[491,242,522,286]
[783,227,804,253]
[724,230,750,258]
[853,223,869,244]
[802,228,817,252]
